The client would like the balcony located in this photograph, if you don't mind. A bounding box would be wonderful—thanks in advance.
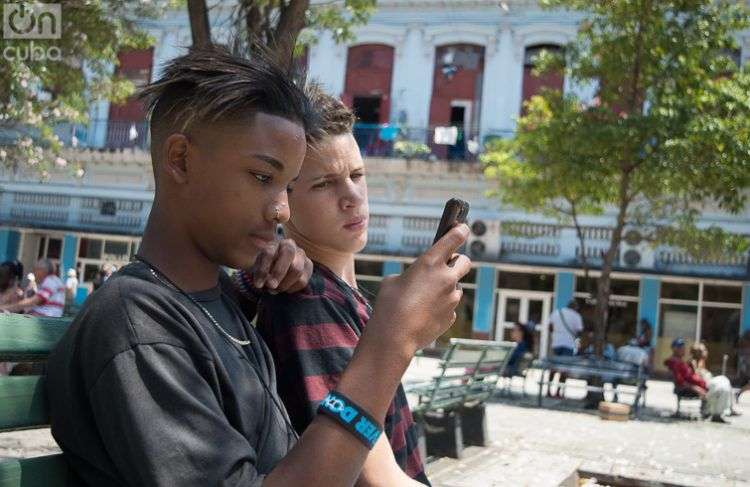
[55,119,149,152]
[352,123,512,162]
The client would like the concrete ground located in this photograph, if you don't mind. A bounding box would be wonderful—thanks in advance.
[407,357,750,487]
[2,356,749,486]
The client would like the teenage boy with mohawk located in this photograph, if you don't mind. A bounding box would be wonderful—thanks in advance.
[47,45,470,487]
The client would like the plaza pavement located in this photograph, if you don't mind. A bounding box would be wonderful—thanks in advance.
[2,356,749,486]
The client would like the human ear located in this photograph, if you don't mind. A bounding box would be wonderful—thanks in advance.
[163,133,190,185]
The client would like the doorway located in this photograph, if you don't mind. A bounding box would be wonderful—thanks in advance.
[495,290,553,358]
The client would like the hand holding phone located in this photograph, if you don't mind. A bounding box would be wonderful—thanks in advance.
[433,198,469,267]
[433,198,470,245]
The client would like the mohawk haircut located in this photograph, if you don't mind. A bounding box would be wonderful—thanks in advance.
[139,44,318,165]
[304,83,356,143]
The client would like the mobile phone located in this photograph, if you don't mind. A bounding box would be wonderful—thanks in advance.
[433,198,470,245]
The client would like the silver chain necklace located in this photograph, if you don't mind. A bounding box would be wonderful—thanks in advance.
[137,257,251,346]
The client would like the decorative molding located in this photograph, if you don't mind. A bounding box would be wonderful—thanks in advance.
[511,24,575,61]
[422,24,498,57]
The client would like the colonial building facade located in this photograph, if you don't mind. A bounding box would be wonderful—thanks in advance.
[1,0,749,378]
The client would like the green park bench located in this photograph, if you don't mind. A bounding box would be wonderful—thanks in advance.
[0,314,73,487]
[407,338,516,459]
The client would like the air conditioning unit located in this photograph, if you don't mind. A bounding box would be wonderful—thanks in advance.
[619,229,654,269]
[466,219,501,260]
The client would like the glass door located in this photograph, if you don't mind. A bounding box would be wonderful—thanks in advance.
[495,290,553,358]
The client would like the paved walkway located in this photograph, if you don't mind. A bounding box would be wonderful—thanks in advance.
[2,357,749,486]
[408,357,750,487]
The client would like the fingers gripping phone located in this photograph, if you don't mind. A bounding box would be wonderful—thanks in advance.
[433,198,470,245]
[433,199,470,268]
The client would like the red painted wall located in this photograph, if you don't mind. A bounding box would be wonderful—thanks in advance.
[108,48,154,122]
[343,44,394,123]
[428,44,485,128]
[521,45,564,112]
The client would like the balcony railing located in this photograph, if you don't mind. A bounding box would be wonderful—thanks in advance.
[352,123,513,162]
[6,119,513,159]
[55,119,150,151]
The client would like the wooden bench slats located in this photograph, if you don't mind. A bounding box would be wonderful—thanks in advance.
[0,455,71,487]
[0,315,72,361]
[0,315,72,487]
[0,376,49,431]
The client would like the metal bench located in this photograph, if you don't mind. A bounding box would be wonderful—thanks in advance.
[534,356,648,417]
[407,338,516,459]
[0,314,73,487]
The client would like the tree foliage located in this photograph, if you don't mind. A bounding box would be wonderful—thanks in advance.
[193,0,376,69]
[0,1,172,177]
[482,0,750,353]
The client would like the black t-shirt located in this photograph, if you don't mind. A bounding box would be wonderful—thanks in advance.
[47,262,296,487]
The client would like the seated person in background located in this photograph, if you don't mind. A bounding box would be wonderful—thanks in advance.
[738,331,750,399]
[0,261,23,308]
[690,341,741,416]
[0,259,65,317]
[665,338,732,423]
[234,85,430,486]
[505,322,534,377]
[616,338,650,369]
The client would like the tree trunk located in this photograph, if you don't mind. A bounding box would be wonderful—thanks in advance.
[272,0,310,70]
[187,0,212,48]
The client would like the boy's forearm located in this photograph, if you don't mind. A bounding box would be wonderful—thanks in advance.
[264,332,413,486]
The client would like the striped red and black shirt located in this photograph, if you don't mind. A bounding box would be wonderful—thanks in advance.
[236,264,429,485]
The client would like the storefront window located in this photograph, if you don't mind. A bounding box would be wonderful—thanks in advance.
[701,307,741,377]
[661,282,699,301]
[496,271,554,292]
[703,284,742,304]
[575,277,639,296]
[79,238,103,259]
[576,300,639,348]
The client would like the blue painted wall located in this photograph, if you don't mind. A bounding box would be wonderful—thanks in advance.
[742,283,750,335]
[0,229,21,262]
[472,266,496,337]
[61,234,78,279]
[382,260,402,277]
[554,271,575,310]
[638,277,661,345]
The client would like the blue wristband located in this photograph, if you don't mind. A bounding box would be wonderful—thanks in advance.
[317,391,383,449]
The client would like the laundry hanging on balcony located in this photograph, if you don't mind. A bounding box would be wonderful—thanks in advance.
[433,126,458,145]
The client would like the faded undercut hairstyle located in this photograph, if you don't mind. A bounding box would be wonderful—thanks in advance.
[304,83,356,143]
[138,44,319,173]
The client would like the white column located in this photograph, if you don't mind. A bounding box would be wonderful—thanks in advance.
[479,32,503,141]
[492,26,524,137]
[307,32,346,97]
[389,24,435,129]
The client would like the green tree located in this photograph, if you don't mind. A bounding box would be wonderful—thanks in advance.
[0,1,173,176]
[187,0,377,69]
[482,0,750,358]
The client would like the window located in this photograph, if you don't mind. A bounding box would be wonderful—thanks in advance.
[78,238,103,259]
[575,276,639,296]
[103,240,130,258]
[496,271,555,292]
[701,307,741,377]
[703,284,742,304]
[661,282,699,301]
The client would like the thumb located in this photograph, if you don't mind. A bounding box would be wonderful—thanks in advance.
[424,224,469,264]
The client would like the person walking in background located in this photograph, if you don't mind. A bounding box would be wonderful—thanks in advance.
[505,322,535,377]
[0,259,65,317]
[64,268,79,315]
[545,300,583,398]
